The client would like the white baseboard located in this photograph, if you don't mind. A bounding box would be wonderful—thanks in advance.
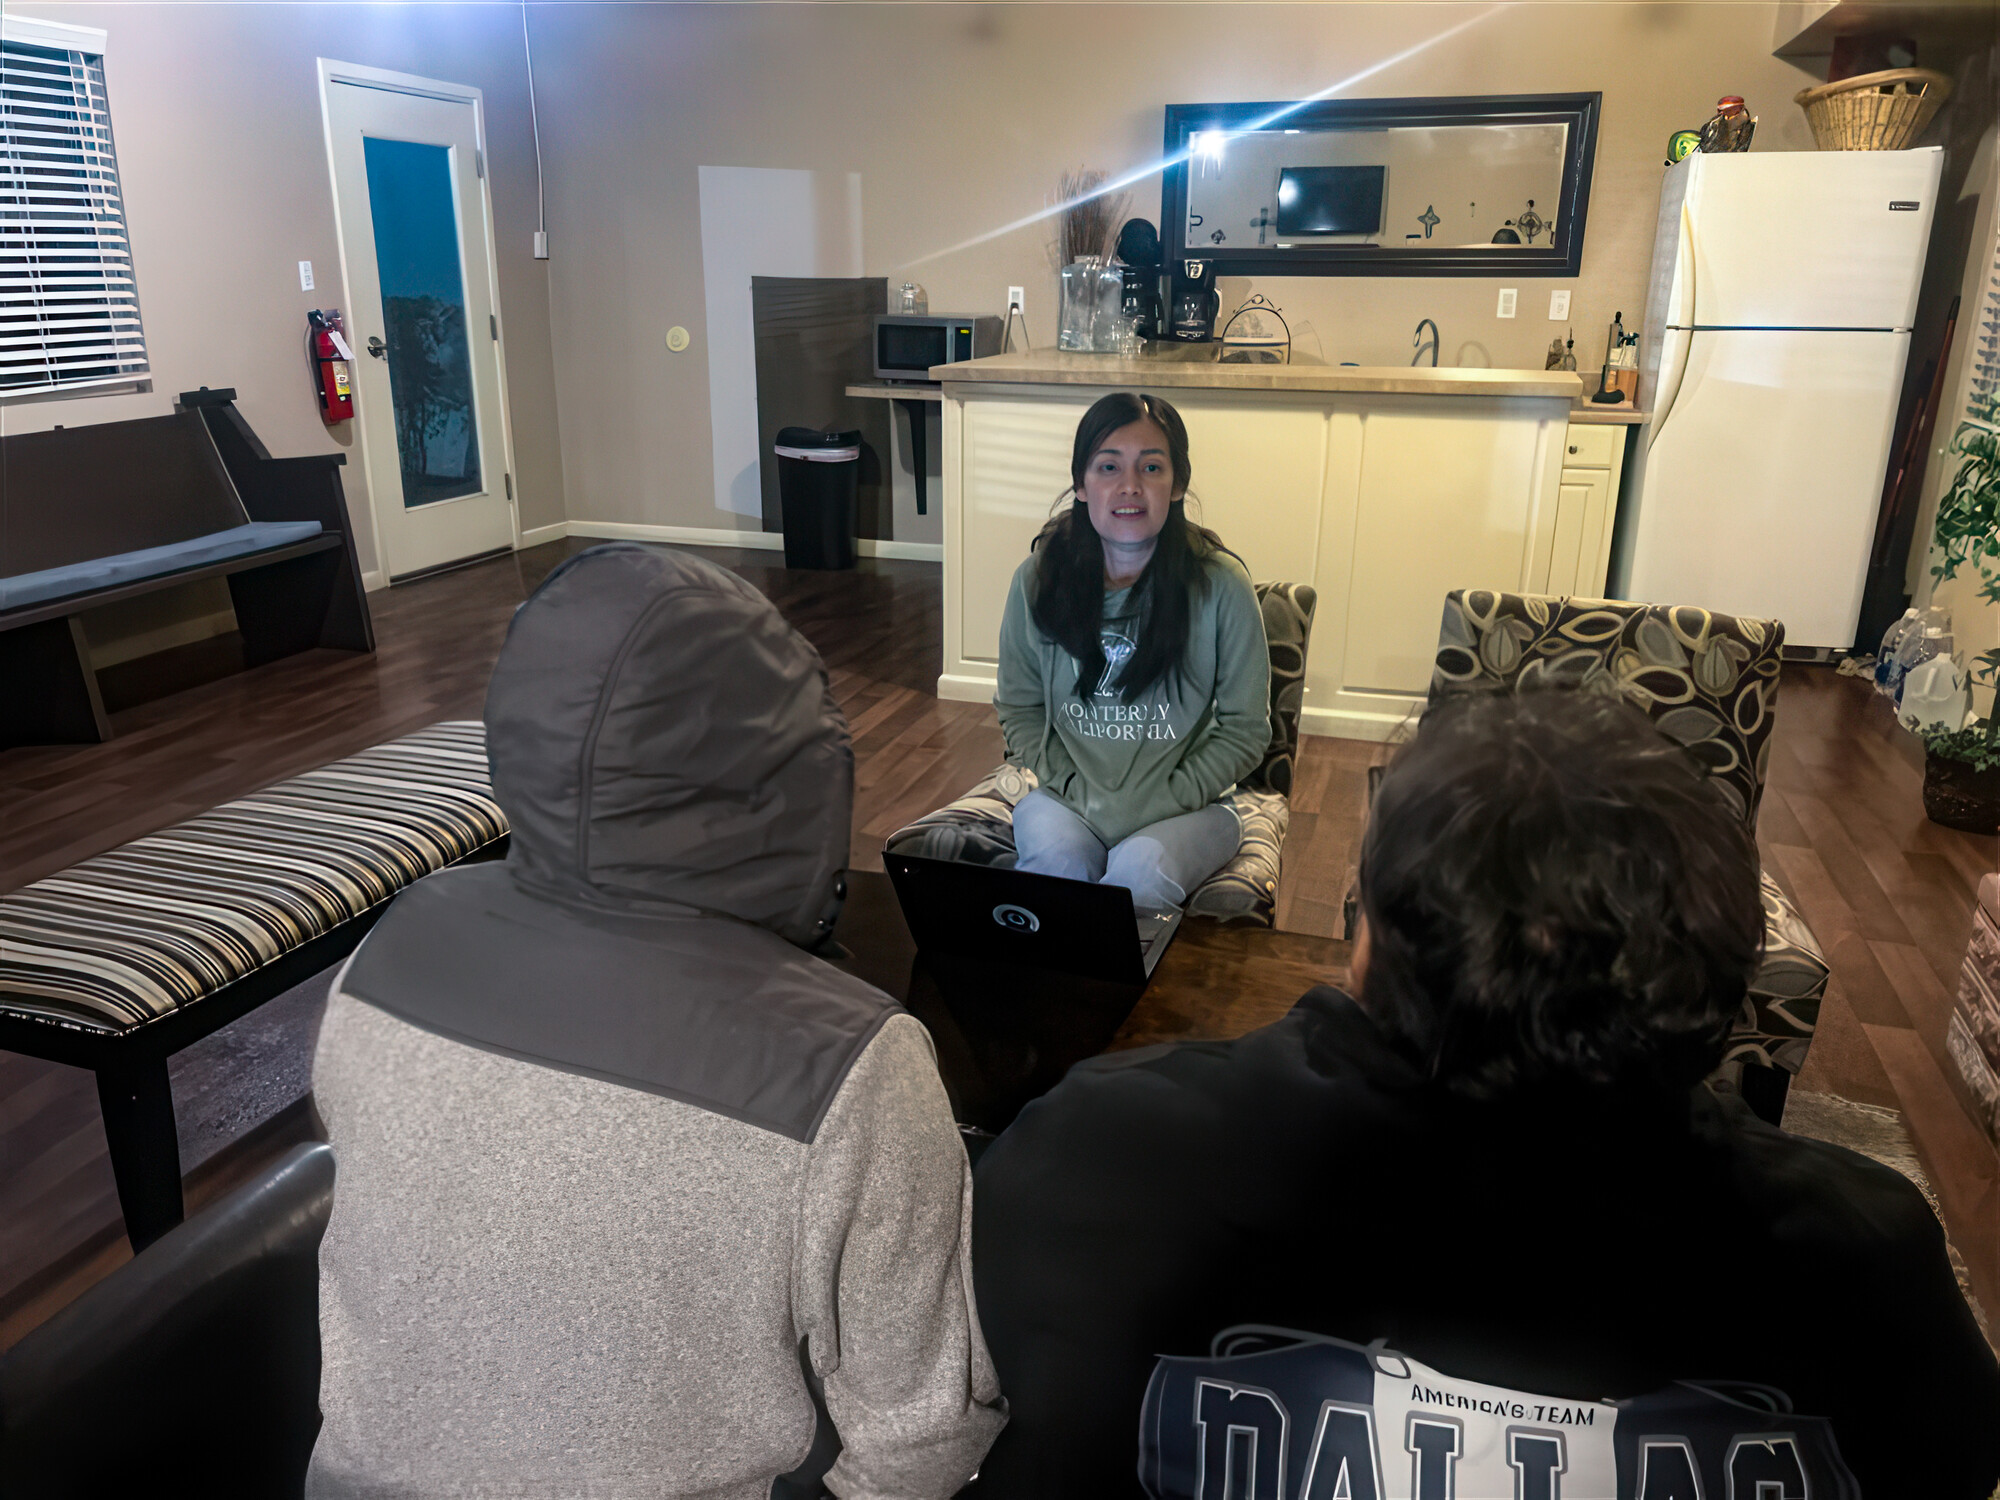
[568,521,782,550]
[361,570,387,593]
[1300,699,1423,743]
[519,521,570,548]
[566,521,940,563]
[859,538,943,562]
[937,671,996,704]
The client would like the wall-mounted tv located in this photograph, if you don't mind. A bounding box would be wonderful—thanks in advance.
[1276,165,1386,237]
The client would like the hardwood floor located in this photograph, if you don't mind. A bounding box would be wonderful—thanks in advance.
[2,538,1995,1342]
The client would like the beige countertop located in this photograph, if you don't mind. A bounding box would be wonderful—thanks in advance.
[1567,404,1649,425]
[933,349,1582,399]
[847,382,941,401]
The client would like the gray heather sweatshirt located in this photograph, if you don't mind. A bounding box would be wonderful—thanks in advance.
[306,546,1005,1499]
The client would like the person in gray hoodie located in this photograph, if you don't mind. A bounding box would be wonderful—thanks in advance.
[307,544,1006,1499]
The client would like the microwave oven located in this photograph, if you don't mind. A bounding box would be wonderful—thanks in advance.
[874,315,1002,382]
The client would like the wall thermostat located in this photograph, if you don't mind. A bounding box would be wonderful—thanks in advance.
[666,326,691,353]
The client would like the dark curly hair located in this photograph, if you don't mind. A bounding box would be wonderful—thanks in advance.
[1028,392,1228,704]
[1356,690,1765,1103]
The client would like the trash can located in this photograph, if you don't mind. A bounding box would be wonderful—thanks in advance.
[774,426,861,570]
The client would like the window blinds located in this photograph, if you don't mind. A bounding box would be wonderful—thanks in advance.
[0,28,147,394]
[1973,217,2000,426]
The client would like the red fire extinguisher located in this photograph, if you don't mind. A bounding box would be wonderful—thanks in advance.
[307,308,355,423]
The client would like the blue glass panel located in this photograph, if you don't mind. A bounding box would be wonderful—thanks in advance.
[363,136,481,508]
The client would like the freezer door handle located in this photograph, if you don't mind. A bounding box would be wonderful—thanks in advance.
[1672,202,1697,330]
[1649,328,1693,452]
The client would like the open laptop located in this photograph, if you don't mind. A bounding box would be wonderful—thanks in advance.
[884,852,1183,989]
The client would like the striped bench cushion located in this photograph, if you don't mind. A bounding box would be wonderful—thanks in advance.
[0,722,504,1036]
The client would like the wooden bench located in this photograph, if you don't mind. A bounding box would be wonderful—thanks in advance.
[0,388,372,748]
[0,722,506,1250]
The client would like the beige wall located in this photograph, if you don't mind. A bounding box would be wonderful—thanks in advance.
[531,0,1851,533]
[4,3,567,582]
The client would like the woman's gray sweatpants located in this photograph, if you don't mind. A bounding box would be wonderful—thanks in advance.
[1012,789,1241,914]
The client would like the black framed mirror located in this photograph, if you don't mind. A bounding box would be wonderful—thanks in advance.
[1161,93,1601,277]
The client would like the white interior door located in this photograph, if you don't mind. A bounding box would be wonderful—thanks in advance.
[1630,327,1906,647]
[323,67,514,579]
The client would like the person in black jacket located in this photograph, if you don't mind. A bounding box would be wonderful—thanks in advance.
[971,689,2000,1500]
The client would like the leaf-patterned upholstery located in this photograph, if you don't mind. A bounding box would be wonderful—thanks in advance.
[1428,591,1828,1077]
[884,582,1316,926]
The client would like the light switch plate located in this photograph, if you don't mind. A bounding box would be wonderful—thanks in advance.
[1549,290,1571,319]
[1007,286,1026,317]
[298,260,314,291]
[1497,288,1518,319]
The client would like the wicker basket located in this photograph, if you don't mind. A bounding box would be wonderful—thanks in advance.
[1794,67,1952,151]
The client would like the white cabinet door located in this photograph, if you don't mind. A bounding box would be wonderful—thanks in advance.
[1550,466,1613,596]
[1171,401,1331,590]
[959,396,1091,662]
[1340,402,1553,695]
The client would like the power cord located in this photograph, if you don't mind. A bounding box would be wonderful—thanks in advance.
[1004,300,1032,353]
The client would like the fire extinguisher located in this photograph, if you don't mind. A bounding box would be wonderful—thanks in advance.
[307,308,355,423]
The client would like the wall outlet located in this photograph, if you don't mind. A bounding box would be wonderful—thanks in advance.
[1497,288,1518,319]
[298,260,314,291]
[1007,286,1026,316]
[1549,290,1571,320]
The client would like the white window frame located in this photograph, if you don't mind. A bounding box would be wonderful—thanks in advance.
[0,15,149,399]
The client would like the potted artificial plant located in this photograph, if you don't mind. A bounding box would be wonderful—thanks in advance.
[1923,392,2000,832]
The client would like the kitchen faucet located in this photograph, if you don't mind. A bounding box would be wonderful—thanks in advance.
[1412,319,1439,367]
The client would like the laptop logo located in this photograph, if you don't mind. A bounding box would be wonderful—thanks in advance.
[1889,200,1920,211]
[992,903,1041,933]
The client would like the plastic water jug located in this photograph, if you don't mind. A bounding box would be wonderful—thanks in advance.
[1898,652,1970,733]
[1876,608,1919,696]
[1890,608,1952,703]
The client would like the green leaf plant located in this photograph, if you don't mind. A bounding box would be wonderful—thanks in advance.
[1925,393,2000,768]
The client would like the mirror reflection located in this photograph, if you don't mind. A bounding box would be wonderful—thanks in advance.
[1183,122,1570,253]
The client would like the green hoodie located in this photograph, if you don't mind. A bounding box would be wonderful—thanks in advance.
[994,549,1272,847]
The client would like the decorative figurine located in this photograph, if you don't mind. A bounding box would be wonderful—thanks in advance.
[1499,200,1548,245]
[1666,128,1701,166]
[1698,96,1756,153]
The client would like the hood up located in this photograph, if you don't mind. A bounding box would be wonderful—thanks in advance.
[492,542,852,943]
[341,546,895,1143]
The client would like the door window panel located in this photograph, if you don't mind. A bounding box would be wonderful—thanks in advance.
[362,136,482,507]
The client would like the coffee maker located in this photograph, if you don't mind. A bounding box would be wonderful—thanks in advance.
[1170,259,1218,343]
[1115,218,1163,342]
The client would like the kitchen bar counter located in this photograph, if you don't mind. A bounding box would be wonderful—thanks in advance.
[935,348,1582,400]
[935,350,1624,740]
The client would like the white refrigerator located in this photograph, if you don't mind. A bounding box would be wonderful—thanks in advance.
[1617,147,1942,649]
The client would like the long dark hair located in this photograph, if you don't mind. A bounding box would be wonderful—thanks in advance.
[1029,392,1227,703]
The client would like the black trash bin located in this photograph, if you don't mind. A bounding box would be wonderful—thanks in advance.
[774,427,861,570]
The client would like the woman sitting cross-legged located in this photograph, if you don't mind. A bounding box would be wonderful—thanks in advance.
[995,391,1271,915]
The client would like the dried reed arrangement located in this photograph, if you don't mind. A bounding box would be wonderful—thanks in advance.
[1050,168,1130,267]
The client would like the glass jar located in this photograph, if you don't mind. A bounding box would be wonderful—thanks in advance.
[895,282,928,317]
[1058,258,1103,351]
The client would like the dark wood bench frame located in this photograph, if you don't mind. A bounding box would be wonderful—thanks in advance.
[0,837,507,1253]
[1,388,374,748]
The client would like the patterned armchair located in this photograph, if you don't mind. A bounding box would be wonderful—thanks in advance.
[883,582,1317,926]
[1423,591,1829,1093]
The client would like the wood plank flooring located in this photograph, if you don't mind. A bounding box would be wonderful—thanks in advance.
[3,539,1995,1341]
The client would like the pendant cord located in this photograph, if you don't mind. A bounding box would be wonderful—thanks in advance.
[522,2,547,245]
